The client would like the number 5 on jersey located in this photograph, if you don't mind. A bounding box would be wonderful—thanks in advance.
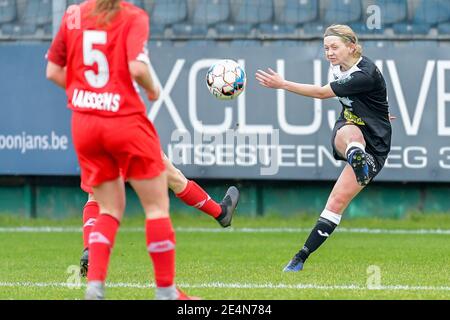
[83,30,109,88]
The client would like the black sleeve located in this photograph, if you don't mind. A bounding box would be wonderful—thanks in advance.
[330,71,375,97]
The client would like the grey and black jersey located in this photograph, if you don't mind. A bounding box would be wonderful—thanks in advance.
[329,56,392,169]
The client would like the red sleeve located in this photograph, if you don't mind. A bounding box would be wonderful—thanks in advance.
[126,12,150,64]
[47,14,67,67]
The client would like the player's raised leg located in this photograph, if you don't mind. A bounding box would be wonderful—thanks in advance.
[283,165,364,271]
[79,157,240,278]
[165,156,239,228]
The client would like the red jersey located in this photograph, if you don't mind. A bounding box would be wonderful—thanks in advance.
[47,0,150,116]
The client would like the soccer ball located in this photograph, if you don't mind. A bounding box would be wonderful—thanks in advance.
[206,59,246,100]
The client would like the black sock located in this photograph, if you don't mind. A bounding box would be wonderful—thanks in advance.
[297,217,337,262]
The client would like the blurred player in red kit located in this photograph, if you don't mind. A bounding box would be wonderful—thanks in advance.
[46,0,238,299]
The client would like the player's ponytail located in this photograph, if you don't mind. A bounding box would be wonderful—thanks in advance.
[324,24,362,58]
[93,0,122,25]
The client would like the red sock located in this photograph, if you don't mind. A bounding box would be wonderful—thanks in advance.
[176,180,222,218]
[82,200,99,250]
[87,214,120,282]
[146,217,176,287]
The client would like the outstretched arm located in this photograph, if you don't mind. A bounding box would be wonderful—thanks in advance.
[256,68,336,100]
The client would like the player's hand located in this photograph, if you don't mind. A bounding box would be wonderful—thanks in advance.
[147,85,160,101]
[389,114,397,121]
[255,68,285,89]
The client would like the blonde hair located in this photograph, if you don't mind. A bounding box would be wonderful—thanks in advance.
[92,0,122,25]
[324,24,362,58]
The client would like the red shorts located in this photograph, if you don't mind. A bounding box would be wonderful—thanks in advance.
[72,112,165,189]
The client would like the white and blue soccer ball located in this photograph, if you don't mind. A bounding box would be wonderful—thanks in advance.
[206,59,246,100]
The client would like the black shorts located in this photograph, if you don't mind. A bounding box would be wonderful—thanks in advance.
[331,119,387,180]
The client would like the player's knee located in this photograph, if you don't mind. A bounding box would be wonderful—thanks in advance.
[348,132,365,144]
[167,167,180,183]
[110,202,126,219]
[344,127,365,144]
[167,168,187,192]
[141,190,169,218]
[337,125,365,145]
[326,192,351,213]
[145,204,169,220]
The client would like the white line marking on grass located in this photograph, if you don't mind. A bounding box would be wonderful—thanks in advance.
[0,227,82,233]
[0,281,449,292]
[177,227,450,235]
[0,226,449,235]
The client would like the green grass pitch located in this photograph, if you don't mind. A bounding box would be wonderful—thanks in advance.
[0,214,449,300]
